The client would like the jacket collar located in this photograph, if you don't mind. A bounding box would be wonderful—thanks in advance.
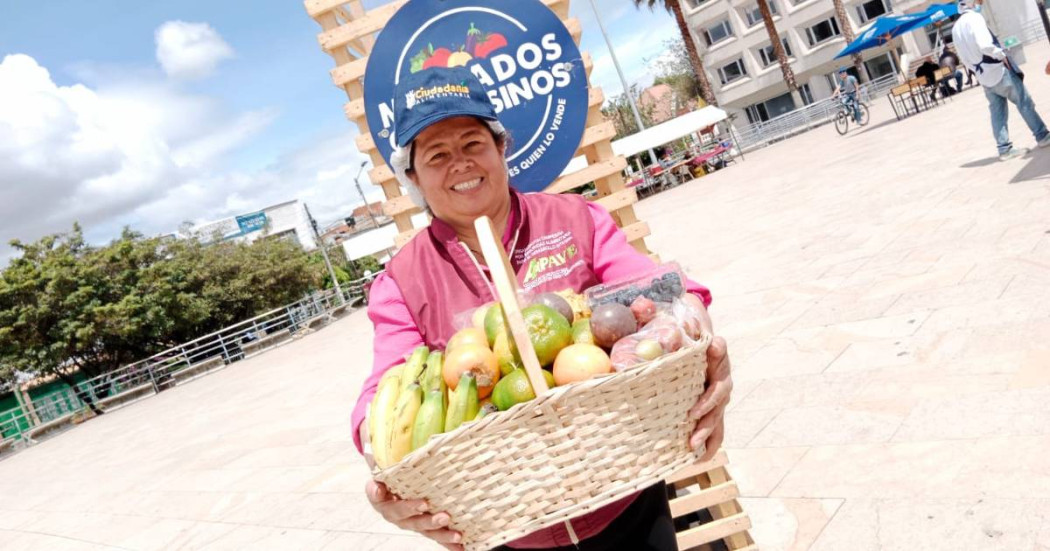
[427,188,524,251]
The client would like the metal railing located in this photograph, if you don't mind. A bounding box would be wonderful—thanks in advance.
[0,285,366,450]
[732,74,899,152]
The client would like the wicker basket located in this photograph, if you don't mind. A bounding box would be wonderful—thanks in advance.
[373,217,709,550]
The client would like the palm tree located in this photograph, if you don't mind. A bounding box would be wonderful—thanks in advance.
[632,0,718,106]
[832,0,868,81]
[756,0,803,107]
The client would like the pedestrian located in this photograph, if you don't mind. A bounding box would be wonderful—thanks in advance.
[952,0,1050,161]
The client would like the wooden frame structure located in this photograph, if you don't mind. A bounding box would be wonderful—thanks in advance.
[304,1,753,548]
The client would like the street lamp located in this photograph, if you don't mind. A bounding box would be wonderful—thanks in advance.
[354,161,380,229]
[587,0,660,169]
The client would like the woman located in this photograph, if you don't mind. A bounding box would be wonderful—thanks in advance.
[352,66,733,551]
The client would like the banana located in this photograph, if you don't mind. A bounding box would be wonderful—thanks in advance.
[369,369,403,469]
[445,372,479,432]
[388,383,423,464]
[401,346,430,391]
[369,364,404,442]
[421,350,445,394]
[412,389,446,451]
[474,402,498,421]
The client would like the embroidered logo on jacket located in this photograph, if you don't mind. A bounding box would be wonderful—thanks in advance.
[517,231,584,288]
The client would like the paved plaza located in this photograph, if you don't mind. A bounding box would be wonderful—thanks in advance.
[3,44,1050,551]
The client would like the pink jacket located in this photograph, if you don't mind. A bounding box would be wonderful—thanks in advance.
[353,191,711,548]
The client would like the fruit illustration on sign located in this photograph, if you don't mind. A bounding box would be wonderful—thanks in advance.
[447,50,473,67]
[410,44,454,73]
[474,31,508,58]
[465,22,482,56]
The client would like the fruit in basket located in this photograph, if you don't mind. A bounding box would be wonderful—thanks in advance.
[411,388,446,451]
[445,372,480,431]
[493,329,522,376]
[571,318,594,345]
[590,303,638,349]
[389,383,423,464]
[522,304,573,366]
[484,304,506,347]
[472,303,494,330]
[369,366,403,469]
[475,401,499,420]
[630,296,658,326]
[609,335,643,372]
[401,346,430,391]
[556,289,590,321]
[421,350,445,394]
[491,367,556,411]
[531,293,574,325]
[444,344,500,398]
[553,344,612,385]
[447,328,489,354]
[636,339,664,361]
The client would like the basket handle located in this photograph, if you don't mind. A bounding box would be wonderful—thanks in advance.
[473,216,551,397]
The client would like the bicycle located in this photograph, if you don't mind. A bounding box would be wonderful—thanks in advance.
[834,95,870,135]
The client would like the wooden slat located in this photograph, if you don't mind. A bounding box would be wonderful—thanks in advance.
[593,187,636,212]
[574,121,616,154]
[667,450,730,484]
[383,194,421,218]
[676,512,752,550]
[545,157,626,195]
[620,220,650,243]
[394,227,426,248]
[369,164,394,185]
[668,481,739,518]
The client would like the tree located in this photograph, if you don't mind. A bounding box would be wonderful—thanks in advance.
[601,83,657,139]
[757,0,803,108]
[649,37,705,110]
[0,226,318,403]
[832,0,867,81]
[632,0,718,106]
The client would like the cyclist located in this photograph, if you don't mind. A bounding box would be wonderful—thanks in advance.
[832,67,863,123]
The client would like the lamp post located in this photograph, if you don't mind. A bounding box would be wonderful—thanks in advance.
[304,203,346,306]
[354,161,380,229]
[1037,0,1050,47]
[586,0,660,168]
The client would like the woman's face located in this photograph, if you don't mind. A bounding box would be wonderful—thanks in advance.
[408,116,509,228]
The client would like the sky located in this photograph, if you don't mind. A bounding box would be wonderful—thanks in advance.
[0,0,680,263]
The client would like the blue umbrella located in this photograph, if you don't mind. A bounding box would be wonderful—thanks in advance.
[897,3,960,34]
[835,11,935,59]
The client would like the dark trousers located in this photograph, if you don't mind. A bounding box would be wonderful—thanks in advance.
[492,482,678,551]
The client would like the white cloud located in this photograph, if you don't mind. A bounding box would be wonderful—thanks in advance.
[155,21,234,80]
[0,53,290,260]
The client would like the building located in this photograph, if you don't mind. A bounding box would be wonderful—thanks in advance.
[341,212,430,265]
[319,202,391,246]
[183,200,318,251]
[639,83,698,124]
[682,0,956,125]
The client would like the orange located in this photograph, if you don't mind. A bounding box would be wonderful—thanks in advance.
[443,344,500,399]
[553,344,612,386]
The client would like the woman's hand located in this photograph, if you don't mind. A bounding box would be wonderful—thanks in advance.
[679,295,732,462]
[688,336,732,461]
[365,480,464,551]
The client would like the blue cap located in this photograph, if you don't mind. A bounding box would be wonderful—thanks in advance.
[393,66,498,148]
[838,67,849,73]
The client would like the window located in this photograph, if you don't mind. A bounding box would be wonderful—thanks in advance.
[799,83,815,105]
[856,0,892,23]
[703,19,734,47]
[805,17,841,47]
[745,92,796,123]
[864,51,899,80]
[744,1,778,27]
[718,58,748,85]
[758,38,793,67]
[682,0,712,8]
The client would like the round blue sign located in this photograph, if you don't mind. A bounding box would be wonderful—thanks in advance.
[363,0,589,192]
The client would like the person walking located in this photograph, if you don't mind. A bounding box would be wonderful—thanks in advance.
[952,0,1050,161]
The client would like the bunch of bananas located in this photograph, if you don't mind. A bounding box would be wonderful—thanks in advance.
[369,346,497,469]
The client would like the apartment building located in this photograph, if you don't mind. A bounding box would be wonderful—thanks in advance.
[683,0,943,124]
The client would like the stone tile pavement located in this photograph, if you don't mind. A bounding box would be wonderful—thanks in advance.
[3,41,1050,551]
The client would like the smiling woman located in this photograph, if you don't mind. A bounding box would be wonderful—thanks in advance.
[351,66,733,551]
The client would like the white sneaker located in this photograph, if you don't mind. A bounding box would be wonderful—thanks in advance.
[1038,135,1050,148]
[999,147,1029,161]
